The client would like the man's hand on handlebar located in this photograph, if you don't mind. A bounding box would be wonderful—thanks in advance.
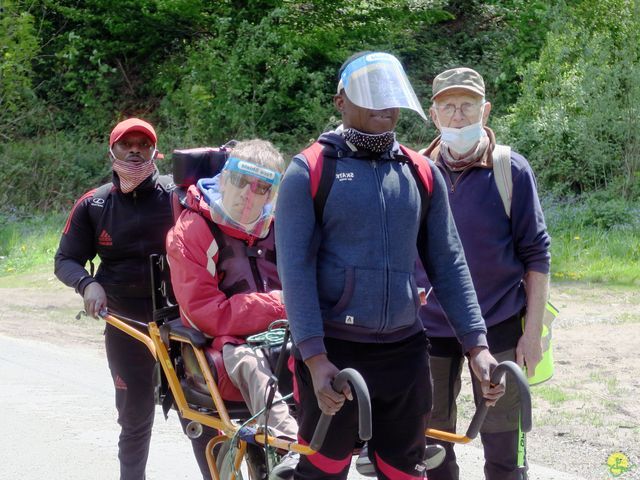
[83,282,107,319]
[305,354,353,415]
[468,347,506,407]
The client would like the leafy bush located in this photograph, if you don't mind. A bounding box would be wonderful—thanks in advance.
[499,0,640,198]
[0,2,45,139]
[7,0,225,137]
[158,13,333,154]
[542,191,639,232]
[584,196,635,230]
[158,1,448,153]
[406,0,554,118]
[0,134,108,213]
[4,0,637,211]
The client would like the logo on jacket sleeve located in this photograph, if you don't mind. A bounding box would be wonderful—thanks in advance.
[345,315,354,324]
[98,229,113,246]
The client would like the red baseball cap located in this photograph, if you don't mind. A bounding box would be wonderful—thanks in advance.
[109,118,157,147]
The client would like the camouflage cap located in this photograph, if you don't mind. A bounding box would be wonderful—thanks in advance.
[431,67,485,100]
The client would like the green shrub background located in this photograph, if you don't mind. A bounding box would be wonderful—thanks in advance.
[1,0,638,215]
[0,0,638,284]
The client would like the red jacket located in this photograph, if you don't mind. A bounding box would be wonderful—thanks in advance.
[166,185,286,351]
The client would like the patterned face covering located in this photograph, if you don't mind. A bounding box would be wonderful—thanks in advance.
[343,128,396,153]
[112,158,156,193]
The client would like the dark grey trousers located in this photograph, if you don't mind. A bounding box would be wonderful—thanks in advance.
[426,315,528,480]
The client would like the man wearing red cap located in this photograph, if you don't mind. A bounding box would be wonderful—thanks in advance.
[55,118,175,479]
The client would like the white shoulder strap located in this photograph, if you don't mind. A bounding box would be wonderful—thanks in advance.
[492,144,513,218]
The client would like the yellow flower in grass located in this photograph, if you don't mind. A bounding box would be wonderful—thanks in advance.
[606,451,632,477]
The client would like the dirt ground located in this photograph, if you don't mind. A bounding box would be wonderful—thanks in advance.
[0,270,638,479]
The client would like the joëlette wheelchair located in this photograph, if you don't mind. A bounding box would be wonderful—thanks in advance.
[102,252,374,480]
[99,146,533,480]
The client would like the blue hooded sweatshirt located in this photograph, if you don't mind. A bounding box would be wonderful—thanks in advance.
[275,132,488,361]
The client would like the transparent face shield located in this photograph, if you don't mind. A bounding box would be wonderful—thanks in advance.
[198,157,282,238]
[337,52,427,121]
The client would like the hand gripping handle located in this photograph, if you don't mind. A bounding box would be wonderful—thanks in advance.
[465,360,532,439]
[309,368,372,451]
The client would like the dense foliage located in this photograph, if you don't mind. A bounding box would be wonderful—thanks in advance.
[0,0,638,214]
[498,0,640,198]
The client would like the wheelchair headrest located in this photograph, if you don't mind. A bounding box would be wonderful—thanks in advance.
[172,142,236,188]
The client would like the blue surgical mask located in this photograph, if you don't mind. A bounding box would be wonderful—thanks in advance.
[438,105,486,155]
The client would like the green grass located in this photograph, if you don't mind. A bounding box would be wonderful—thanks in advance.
[1,199,639,286]
[0,213,67,277]
[0,263,58,288]
[534,385,571,406]
[543,195,640,286]
[550,228,640,285]
[616,312,640,324]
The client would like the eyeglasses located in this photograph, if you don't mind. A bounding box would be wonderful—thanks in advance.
[227,172,272,195]
[435,102,483,119]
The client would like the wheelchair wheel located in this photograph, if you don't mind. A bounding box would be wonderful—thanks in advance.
[216,440,244,480]
[216,440,268,480]
[245,443,268,480]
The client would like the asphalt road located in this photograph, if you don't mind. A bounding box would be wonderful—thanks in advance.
[0,334,586,480]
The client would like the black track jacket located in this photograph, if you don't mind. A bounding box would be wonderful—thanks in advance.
[54,169,174,322]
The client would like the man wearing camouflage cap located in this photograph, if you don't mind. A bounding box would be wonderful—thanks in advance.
[417,68,551,480]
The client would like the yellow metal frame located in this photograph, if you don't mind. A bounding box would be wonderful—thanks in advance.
[103,312,485,478]
[424,428,473,444]
[102,313,316,479]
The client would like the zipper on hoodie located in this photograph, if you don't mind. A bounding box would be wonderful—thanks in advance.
[371,160,390,331]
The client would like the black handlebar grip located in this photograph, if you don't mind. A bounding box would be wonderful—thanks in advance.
[465,361,532,439]
[309,368,372,451]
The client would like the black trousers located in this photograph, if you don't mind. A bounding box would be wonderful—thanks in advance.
[105,294,216,480]
[294,332,432,480]
[105,324,156,480]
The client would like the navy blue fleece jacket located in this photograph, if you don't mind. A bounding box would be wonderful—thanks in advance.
[275,132,488,361]
[419,147,551,337]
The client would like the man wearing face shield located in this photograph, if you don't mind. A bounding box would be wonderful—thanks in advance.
[166,139,300,480]
[418,68,551,480]
[54,118,177,479]
[275,52,504,480]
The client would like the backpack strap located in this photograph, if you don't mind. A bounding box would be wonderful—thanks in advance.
[399,145,433,230]
[303,142,337,222]
[88,182,115,230]
[492,144,513,218]
[399,145,433,196]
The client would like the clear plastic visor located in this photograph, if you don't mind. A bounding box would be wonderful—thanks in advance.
[198,157,281,238]
[337,52,427,121]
